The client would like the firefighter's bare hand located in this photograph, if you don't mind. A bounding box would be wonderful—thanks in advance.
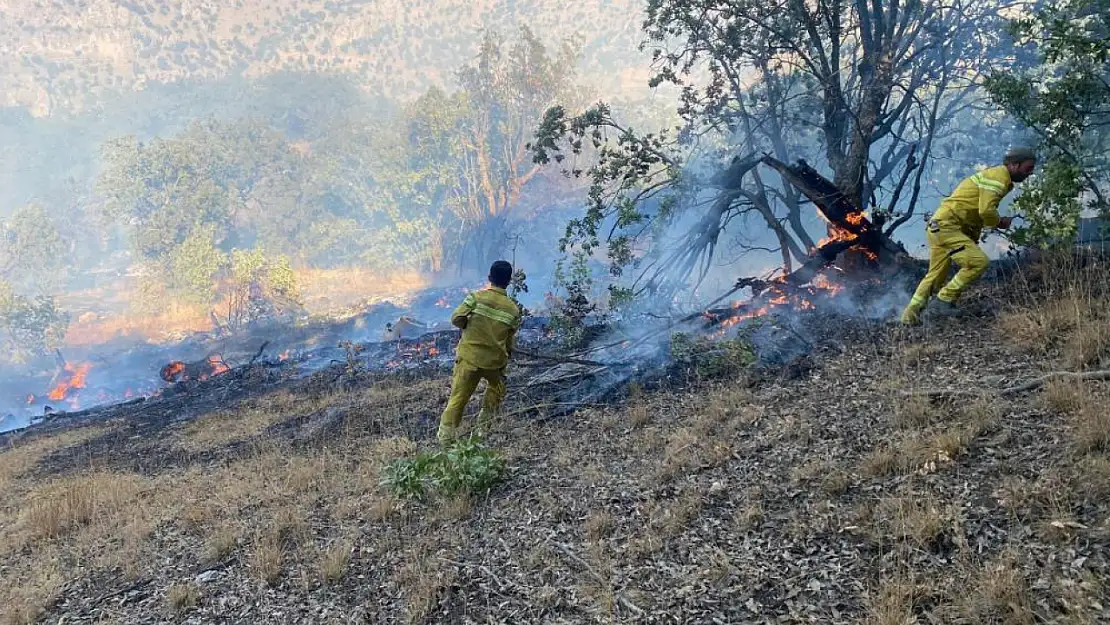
[998,216,1014,229]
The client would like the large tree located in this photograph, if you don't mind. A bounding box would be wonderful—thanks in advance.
[0,203,69,295]
[394,26,582,271]
[533,0,1015,298]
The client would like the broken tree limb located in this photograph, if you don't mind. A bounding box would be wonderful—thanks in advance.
[247,341,270,366]
[758,155,908,265]
[513,349,620,368]
[900,369,1110,399]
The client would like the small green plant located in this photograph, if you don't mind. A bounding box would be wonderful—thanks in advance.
[508,268,531,318]
[670,331,757,379]
[382,436,507,499]
[339,340,364,374]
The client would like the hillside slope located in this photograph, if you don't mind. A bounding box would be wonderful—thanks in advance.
[0,0,650,115]
[2,253,1109,623]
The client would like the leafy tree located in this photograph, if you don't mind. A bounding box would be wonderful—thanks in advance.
[0,203,69,294]
[0,278,69,364]
[168,223,225,304]
[985,0,1110,246]
[394,27,582,271]
[216,248,303,330]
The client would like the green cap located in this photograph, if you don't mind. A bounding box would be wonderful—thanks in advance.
[1004,146,1037,163]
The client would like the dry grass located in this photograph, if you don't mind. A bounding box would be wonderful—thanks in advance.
[395,542,457,625]
[1063,317,1110,369]
[864,574,921,625]
[317,539,353,585]
[18,471,146,542]
[294,267,429,314]
[1077,456,1110,500]
[204,525,240,563]
[435,494,473,521]
[874,495,953,549]
[997,299,1078,354]
[61,267,430,346]
[0,426,107,490]
[165,582,200,613]
[179,390,331,451]
[892,394,939,429]
[893,342,945,370]
[955,555,1035,625]
[583,510,615,541]
[0,385,433,622]
[864,416,993,478]
[250,530,284,586]
[1041,378,1087,414]
[1070,401,1110,453]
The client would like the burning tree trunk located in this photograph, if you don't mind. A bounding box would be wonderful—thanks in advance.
[758,155,909,285]
[691,156,913,326]
[160,354,231,384]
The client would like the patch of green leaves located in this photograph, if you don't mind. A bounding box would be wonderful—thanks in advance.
[382,436,507,500]
[985,0,1110,248]
[670,331,757,380]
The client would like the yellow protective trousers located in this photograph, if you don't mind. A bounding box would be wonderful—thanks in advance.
[904,224,989,317]
[438,361,506,440]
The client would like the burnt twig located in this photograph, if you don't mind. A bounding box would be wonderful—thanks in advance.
[513,349,620,368]
[248,341,270,366]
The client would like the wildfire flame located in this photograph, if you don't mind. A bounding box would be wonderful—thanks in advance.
[160,354,230,383]
[161,361,186,382]
[48,363,91,401]
[279,349,291,361]
[815,210,879,261]
[202,355,230,379]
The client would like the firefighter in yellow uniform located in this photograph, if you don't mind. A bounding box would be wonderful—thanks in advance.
[900,147,1037,325]
[437,260,522,444]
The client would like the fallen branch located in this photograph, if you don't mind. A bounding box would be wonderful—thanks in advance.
[513,349,619,368]
[248,341,270,366]
[1000,369,1110,397]
[902,369,1110,399]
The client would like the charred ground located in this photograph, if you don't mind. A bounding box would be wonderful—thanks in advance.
[2,252,1109,624]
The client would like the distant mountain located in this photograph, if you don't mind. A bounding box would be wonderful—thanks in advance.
[0,0,654,116]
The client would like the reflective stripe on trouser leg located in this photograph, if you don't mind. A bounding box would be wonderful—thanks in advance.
[440,363,483,430]
[936,234,989,303]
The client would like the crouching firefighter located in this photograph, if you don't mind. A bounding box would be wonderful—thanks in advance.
[900,147,1037,325]
[437,260,522,444]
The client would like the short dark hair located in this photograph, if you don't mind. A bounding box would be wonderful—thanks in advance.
[1003,146,1037,165]
[489,260,513,288]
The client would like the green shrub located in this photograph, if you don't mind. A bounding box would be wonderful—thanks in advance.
[670,331,757,379]
[382,436,507,500]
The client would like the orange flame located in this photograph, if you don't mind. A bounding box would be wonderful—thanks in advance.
[814,210,878,260]
[279,349,291,361]
[48,363,90,401]
[161,361,186,382]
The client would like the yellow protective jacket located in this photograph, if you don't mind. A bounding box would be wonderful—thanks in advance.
[450,286,521,370]
[931,165,1014,241]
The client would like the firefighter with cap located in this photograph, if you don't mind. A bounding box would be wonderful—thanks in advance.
[900,147,1037,325]
[437,260,522,444]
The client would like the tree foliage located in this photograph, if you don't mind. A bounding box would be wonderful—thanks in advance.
[0,203,69,294]
[985,0,1110,246]
[0,278,69,364]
